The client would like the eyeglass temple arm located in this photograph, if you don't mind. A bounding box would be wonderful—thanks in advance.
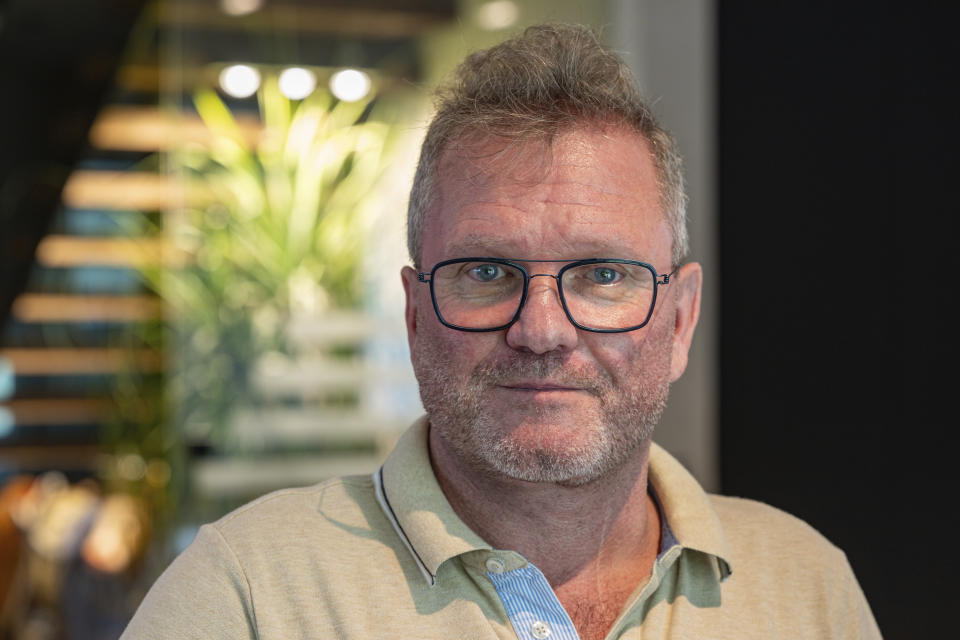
[657,266,680,286]
[417,272,431,283]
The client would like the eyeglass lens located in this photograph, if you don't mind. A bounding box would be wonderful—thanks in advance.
[431,260,656,331]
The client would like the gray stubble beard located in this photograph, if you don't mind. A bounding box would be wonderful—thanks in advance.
[413,320,672,487]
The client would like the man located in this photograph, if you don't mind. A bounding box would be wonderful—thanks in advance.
[122,24,881,639]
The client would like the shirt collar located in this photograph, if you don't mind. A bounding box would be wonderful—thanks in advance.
[375,416,732,586]
[647,442,733,580]
[376,416,490,585]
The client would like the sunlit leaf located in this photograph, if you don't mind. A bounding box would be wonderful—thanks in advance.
[194,89,249,152]
[132,74,394,450]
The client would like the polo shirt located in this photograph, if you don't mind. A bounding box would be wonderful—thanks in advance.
[121,416,882,639]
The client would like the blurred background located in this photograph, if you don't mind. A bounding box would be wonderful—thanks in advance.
[0,0,954,637]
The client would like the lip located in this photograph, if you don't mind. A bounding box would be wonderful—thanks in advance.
[498,381,584,392]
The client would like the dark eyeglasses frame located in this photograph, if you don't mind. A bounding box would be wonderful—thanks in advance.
[417,257,677,334]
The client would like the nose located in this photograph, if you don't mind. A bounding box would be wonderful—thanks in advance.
[505,274,579,354]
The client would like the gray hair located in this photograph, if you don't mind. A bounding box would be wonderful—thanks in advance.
[406,23,688,269]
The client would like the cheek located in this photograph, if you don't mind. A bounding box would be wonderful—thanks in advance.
[635,316,677,381]
[586,321,674,385]
[413,307,499,379]
[590,338,645,384]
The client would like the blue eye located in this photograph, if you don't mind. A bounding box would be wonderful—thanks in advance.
[591,266,622,284]
[469,264,504,282]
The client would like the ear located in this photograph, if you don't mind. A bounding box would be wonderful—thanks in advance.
[668,262,703,382]
[401,266,420,356]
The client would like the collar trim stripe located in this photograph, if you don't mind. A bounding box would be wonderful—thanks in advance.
[372,467,436,587]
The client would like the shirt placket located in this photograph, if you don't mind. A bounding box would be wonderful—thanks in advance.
[486,560,581,640]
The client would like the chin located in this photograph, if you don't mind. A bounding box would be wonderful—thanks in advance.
[474,420,640,486]
[481,444,614,486]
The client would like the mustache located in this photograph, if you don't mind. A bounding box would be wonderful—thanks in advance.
[469,353,612,395]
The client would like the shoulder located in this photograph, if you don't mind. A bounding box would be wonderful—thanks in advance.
[709,494,856,593]
[122,474,410,637]
[142,476,403,615]
[215,474,376,528]
[708,495,882,630]
[207,474,391,554]
[709,494,842,556]
[709,494,851,579]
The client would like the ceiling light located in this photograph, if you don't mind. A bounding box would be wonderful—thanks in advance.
[475,0,519,30]
[278,67,317,100]
[219,0,263,17]
[219,64,261,99]
[329,69,371,102]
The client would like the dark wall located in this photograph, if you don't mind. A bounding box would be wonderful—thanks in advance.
[719,3,957,637]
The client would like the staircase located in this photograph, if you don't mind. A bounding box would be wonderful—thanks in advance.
[0,0,450,496]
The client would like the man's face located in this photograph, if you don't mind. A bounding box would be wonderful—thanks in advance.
[401,126,702,486]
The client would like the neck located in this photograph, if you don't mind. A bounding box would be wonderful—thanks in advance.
[428,424,659,587]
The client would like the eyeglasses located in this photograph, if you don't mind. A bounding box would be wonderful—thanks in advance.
[417,257,677,333]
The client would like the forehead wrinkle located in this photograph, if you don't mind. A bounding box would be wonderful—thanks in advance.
[442,148,641,214]
[424,127,669,267]
[536,173,641,213]
[444,225,643,262]
[444,226,546,257]
[442,187,641,257]
[541,197,603,209]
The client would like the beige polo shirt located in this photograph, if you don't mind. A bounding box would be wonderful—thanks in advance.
[121,417,881,639]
